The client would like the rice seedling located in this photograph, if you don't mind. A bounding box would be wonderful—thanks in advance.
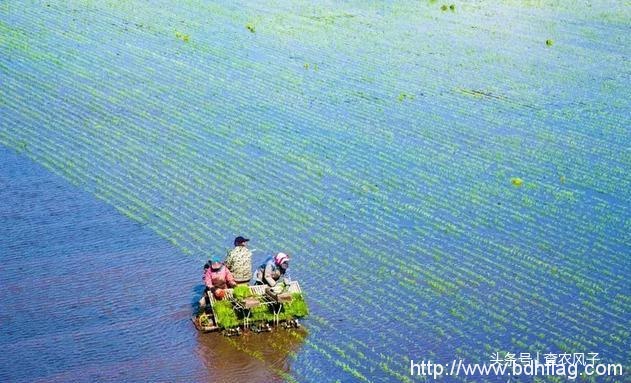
[397,92,414,102]
[248,304,275,323]
[232,285,252,300]
[213,300,240,328]
[283,294,309,318]
[175,31,189,42]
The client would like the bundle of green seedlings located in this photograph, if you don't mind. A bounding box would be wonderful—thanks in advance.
[250,304,277,322]
[250,293,310,323]
[282,293,309,318]
[232,285,252,300]
[213,300,240,328]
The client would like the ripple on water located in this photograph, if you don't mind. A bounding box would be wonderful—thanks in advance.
[0,146,303,382]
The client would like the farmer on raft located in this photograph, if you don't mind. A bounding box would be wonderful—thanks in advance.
[224,236,253,285]
[199,255,237,308]
[255,252,290,287]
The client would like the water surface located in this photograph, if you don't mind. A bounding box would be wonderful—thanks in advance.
[0,146,301,382]
[1,1,629,382]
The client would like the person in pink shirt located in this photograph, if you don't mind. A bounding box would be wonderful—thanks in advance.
[199,255,237,308]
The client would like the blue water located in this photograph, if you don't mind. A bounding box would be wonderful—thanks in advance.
[1,1,630,382]
[0,146,301,382]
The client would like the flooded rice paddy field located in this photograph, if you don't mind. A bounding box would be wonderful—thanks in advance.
[1,0,630,382]
[0,147,302,382]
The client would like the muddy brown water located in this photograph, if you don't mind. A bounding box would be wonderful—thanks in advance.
[0,147,305,382]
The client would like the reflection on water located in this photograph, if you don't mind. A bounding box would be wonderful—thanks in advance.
[0,146,305,382]
[196,328,308,383]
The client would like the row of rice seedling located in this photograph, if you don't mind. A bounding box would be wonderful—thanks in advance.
[366,214,624,368]
[404,174,624,294]
[4,0,629,380]
[7,47,344,268]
